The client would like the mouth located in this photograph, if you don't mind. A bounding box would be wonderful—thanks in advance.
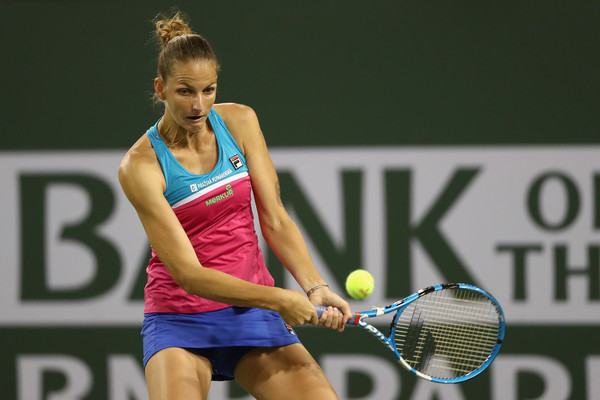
[187,115,203,122]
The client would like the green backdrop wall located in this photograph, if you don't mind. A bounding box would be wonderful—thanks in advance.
[3,0,599,149]
[1,1,599,399]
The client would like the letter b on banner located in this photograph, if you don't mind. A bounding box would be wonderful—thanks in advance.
[20,174,121,300]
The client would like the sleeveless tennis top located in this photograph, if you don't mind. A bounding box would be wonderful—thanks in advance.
[143,108,274,314]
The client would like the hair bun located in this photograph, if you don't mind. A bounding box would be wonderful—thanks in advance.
[153,11,219,81]
[155,12,193,47]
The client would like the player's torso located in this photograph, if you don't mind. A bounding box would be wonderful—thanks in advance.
[147,109,252,239]
[143,108,272,313]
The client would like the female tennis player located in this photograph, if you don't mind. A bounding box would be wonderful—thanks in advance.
[118,11,352,400]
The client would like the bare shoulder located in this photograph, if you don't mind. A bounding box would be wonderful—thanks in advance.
[214,102,258,125]
[118,134,164,204]
[213,103,262,154]
[119,134,157,177]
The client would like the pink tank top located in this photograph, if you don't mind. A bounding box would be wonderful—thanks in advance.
[143,109,274,313]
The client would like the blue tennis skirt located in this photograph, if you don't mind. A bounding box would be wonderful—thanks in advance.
[141,306,301,380]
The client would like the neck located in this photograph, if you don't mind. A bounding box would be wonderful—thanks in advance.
[158,113,215,150]
[157,114,198,148]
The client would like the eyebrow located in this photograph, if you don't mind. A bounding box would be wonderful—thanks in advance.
[176,80,217,87]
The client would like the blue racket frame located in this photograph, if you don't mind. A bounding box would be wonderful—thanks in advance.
[316,282,505,383]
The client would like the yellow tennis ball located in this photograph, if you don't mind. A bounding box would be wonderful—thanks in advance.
[345,269,374,299]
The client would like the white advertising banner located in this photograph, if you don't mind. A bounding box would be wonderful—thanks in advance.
[1,147,599,325]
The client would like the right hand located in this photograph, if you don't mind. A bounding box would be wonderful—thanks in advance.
[276,289,319,326]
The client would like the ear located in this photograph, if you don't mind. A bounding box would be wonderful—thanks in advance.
[154,77,166,101]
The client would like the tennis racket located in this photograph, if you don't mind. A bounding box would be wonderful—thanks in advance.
[316,282,505,383]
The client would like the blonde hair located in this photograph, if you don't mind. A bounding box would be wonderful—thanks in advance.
[154,11,220,82]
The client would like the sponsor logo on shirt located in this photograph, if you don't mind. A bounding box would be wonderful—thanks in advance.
[230,155,243,170]
[189,169,234,194]
[205,185,234,206]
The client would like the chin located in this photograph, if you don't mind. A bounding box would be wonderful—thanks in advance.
[186,122,204,133]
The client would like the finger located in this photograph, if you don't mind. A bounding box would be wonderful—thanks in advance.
[322,307,344,331]
[329,307,338,328]
[338,313,346,332]
[331,307,345,332]
[341,303,353,324]
[320,307,333,328]
[328,307,340,329]
[317,309,326,324]
[310,308,319,325]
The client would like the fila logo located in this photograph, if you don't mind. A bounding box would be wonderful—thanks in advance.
[230,155,243,170]
[284,323,296,335]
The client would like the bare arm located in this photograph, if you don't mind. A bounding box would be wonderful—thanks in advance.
[118,135,316,326]
[218,104,352,327]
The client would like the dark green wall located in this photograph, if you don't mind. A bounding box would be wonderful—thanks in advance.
[2,1,599,399]
[2,0,598,149]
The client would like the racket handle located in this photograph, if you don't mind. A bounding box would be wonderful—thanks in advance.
[314,305,361,325]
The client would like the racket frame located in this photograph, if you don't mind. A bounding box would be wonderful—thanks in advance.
[320,282,505,383]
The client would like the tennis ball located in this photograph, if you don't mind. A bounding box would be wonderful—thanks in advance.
[345,269,374,299]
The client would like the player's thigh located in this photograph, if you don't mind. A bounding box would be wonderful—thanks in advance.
[234,343,339,400]
[145,347,213,400]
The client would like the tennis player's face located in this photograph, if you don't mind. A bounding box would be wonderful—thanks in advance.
[156,59,218,134]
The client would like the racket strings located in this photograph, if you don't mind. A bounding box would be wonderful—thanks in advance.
[393,287,501,379]
[400,291,499,375]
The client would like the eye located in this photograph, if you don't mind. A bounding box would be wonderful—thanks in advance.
[177,88,192,95]
[203,86,216,94]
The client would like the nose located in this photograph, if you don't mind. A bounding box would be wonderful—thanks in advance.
[191,94,203,113]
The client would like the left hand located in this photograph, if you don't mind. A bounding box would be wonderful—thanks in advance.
[308,286,352,332]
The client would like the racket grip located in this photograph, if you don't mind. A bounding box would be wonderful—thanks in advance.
[314,305,361,325]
